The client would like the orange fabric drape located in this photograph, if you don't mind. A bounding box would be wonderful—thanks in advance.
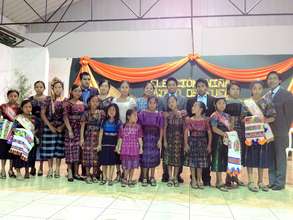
[76,54,293,83]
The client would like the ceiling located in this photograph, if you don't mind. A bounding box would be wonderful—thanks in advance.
[0,0,82,23]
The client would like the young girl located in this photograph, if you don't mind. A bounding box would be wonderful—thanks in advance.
[210,97,231,192]
[80,95,104,184]
[10,100,39,180]
[164,96,186,187]
[116,109,143,187]
[0,90,20,178]
[138,96,163,187]
[63,84,85,182]
[184,101,212,189]
[244,81,276,192]
[29,81,47,176]
[40,79,65,178]
[98,103,121,186]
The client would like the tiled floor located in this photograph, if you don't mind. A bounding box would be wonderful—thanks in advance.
[0,159,292,220]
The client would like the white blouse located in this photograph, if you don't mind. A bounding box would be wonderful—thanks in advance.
[112,96,136,123]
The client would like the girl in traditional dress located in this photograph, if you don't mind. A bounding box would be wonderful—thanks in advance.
[244,81,276,192]
[225,81,245,187]
[80,95,104,184]
[0,90,20,178]
[184,101,212,189]
[210,97,231,192]
[40,79,65,178]
[63,84,86,182]
[112,81,136,181]
[98,103,121,186]
[10,100,40,180]
[138,96,163,187]
[163,96,186,187]
[116,109,143,187]
[29,81,47,176]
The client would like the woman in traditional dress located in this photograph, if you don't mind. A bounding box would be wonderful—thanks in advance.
[0,90,20,178]
[63,84,86,182]
[40,78,65,178]
[28,81,47,176]
[244,81,276,192]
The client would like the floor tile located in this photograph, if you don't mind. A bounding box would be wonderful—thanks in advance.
[270,208,293,220]
[49,206,104,220]
[190,204,232,218]
[37,194,80,205]
[148,201,189,215]
[71,196,116,208]
[108,197,151,211]
[96,208,145,220]
[144,212,189,220]
[229,206,278,220]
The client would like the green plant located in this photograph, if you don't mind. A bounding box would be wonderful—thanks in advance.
[15,70,31,102]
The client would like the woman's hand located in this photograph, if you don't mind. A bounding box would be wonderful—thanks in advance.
[69,130,74,139]
[184,144,190,153]
[49,125,57,134]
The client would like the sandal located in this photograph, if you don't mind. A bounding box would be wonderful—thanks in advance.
[67,170,74,182]
[258,183,269,192]
[24,172,30,179]
[115,171,122,182]
[54,171,60,178]
[99,180,107,185]
[121,179,128,187]
[92,177,99,183]
[141,179,148,187]
[30,168,36,176]
[37,169,43,176]
[248,182,259,192]
[8,169,16,178]
[85,177,92,184]
[216,184,229,192]
[108,180,114,186]
[16,173,23,181]
[150,178,157,187]
[174,180,179,187]
[47,169,53,178]
[190,182,198,189]
[167,179,173,187]
[197,182,204,190]
[1,170,6,179]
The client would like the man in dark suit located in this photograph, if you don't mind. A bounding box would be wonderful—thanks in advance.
[266,72,293,191]
[158,77,187,183]
[79,72,99,105]
[186,78,215,186]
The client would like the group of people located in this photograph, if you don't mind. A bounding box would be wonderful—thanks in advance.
[0,71,292,192]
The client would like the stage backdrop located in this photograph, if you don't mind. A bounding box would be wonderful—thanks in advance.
[69,55,293,98]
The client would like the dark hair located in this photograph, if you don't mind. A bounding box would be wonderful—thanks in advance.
[34,80,46,89]
[69,84,81,99]
[167,95,177,111]
[144,81,155,90]
[120,80,130,87]
[105,103,120,122]
[87,95,100,106]
[147,96,158,105]
[79,72,90,80]
[214,97,226,110]
[195,78,209,88]
[19,99,32,114]
[266,71,281,81]
[125,109,136,125]
[250,81,264,90]
[190,101,206,116]
[7,89,19,97]
[227,81,241,95]
[166,77,178,86]
[51,80,64,89]
[98,79,110,88]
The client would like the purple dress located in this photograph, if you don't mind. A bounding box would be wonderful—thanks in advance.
[119,123,143,169]
[138,111,164,168]
[81,110,104,168]
[63,101,85,163]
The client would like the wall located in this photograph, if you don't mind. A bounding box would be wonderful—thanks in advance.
[0,44,49,103]
[23,25,293,58]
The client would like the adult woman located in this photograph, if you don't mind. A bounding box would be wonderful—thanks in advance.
[40,78,65,178]
[244,81,276,192]
[98,79,113,111]
[136,82,155,112]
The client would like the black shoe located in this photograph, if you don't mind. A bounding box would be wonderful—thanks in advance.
[161,176,169,182]
[272,185,284,191]
[74,175,84,181]
[203,182,211,186]
[68,178,74,182]
[178,176,184,184]
[267,184,275,189]
[30,168,36,176]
